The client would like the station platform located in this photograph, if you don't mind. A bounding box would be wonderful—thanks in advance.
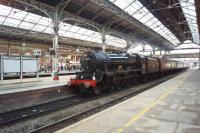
[0,75,72,95]
[2,70,77,79]
[0,75,74,113]
[56,67,200,133]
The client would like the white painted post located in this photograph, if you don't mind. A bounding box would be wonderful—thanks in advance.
[199,48,200,70]
[20,55,23,80]
[142,44,145,55]
[152,47,155,55]
[101,26,106,52]
[0,54,3,82]
[36,57,39,78]
[51,16,60,80]
[126,40,131,53]
[102,33,106,52]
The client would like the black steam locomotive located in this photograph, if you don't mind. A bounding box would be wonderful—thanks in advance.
[68,51,188,94]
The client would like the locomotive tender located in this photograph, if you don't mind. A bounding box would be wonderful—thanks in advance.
[68,51,188,94]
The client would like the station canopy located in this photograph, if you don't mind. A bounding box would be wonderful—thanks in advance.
[0,4,127,48]
[0,0,199,49]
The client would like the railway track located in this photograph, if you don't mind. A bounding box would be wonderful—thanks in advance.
[0,71,186,133]
[0,95,91,127]
[29,71,185,133]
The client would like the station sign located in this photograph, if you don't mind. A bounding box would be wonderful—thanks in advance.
[33,50,42,56]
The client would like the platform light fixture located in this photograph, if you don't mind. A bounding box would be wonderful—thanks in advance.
[22,43,26,47]
[76,48,79,52]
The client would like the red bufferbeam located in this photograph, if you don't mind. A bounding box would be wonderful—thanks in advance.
[68,79,96,88]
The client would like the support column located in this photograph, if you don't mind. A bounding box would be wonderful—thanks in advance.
[0,54,3,81]
[126,40,131,51]
[101,26,106,52]
[165,50,167,55]
[199,48,200,70]
[102,33,106,52]
[20,55,23,80]
[52,17,60,80]
[74,55,77,62]
[52,32,58,70]
[142,44,145,55]
[36,57,39,78]
[160,49,162,55]
[8,40,11,56]
[152,46,155,55]
[41,52,44,66]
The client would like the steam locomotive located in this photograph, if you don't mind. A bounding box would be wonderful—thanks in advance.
[68,51,188,94]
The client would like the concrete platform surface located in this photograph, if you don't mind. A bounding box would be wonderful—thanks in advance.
[56,68,200,133]
[0,75,73,95]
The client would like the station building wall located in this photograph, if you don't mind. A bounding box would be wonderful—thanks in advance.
[0,39,82,69]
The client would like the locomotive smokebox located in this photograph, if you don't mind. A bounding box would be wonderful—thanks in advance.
[80,51,109,72]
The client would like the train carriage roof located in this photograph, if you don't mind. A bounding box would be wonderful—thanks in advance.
[131,53,146,59]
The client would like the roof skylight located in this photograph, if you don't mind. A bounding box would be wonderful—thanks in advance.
[106,35,126,48]
[180,0,199,44]
[109,0,181,46]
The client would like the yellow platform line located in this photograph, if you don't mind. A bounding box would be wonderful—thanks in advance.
[117,73,189,133]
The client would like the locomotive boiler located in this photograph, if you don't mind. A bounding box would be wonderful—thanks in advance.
[68,51,188,94]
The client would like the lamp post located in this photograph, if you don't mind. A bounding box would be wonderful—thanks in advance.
[20,43,26,80]
[21,43,26,56]
[199,48,200,70]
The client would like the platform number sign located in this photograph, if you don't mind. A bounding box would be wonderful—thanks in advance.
[33,50,42,56]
